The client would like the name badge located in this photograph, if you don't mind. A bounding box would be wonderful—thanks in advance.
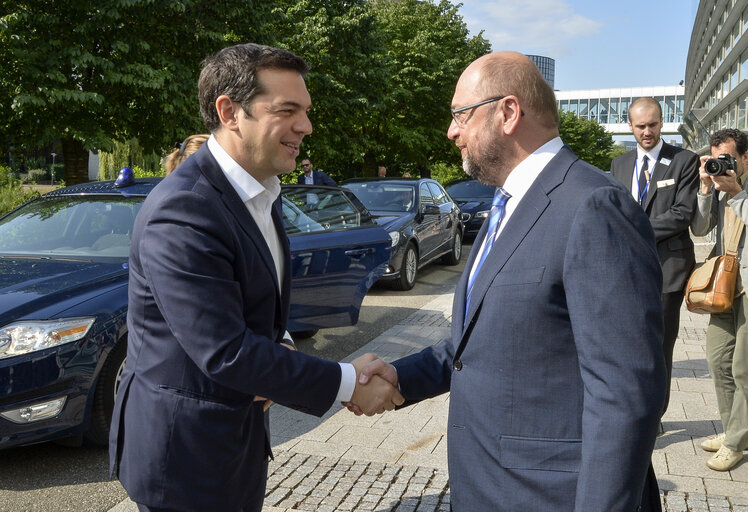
[657,179,675,188]
[660,158,672,166]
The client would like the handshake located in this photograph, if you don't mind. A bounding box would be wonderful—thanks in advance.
[344,353,404,416]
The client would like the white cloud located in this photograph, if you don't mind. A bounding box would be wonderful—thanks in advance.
[458,0,602,58]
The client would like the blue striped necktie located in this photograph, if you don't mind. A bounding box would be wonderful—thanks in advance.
[465,187,511,323]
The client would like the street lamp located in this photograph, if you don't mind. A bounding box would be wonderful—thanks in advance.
[50,152,56,185]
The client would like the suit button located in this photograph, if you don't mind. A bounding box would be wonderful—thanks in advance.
[453,359,463,371]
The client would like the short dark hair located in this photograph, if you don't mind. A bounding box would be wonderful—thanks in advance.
[198,43,309,132]
[710,129,748,155]
[629,97,662,118]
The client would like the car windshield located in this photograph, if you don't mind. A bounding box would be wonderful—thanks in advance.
[446,180,495,200]
[343,183,416,212]
[0,196,144,261]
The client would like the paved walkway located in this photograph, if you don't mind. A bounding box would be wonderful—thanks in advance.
[111,243,748,512]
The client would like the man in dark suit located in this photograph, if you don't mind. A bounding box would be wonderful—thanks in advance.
[297,158,336,185]
[353,52,666,511]
[611,96,699,413]
[109,43,402,512]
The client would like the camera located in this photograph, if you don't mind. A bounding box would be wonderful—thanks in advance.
[705,153,738,176]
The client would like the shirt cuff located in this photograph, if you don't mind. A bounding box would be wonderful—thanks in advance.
[336,363,356,402]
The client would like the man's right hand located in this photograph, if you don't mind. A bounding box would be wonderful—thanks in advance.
[345,353,403,416]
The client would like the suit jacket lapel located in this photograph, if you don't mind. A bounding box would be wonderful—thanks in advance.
[643,143,674,211]
[193,145,283,296]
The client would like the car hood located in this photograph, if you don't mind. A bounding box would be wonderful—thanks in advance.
[0,258,128,325]
[369,211,415,231]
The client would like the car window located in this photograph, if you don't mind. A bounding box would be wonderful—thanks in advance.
[445,180,495,200]
[342,183,416,212]
[419,183,435,207]
[281,187,369,234]
[0,196,143,261]
[427,183,449,205]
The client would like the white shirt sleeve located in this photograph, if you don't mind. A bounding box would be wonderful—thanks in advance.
[336,363,356,402]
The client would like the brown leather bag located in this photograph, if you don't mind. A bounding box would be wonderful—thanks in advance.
[686,205,744,314]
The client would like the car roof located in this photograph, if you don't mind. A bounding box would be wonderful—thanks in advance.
[342,177,429,185]
[42,178,163,198]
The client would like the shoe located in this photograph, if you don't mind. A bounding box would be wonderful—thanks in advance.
[706,445,743,471]
[700,433,726,452]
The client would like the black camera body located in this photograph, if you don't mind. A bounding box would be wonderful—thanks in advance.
[705,153,738,176]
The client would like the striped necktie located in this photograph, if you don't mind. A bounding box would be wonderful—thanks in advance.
[465,187,511,323]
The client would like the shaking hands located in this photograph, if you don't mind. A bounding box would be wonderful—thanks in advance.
[344,353,404,416]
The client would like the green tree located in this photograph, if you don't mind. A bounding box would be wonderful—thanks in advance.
[268,0,489,179]
[0,1,271,184]
[558,111,617,170]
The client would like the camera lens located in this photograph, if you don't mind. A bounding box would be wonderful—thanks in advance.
[705,158,727,176]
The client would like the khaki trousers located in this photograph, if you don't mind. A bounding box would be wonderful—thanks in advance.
[707,293,748,451]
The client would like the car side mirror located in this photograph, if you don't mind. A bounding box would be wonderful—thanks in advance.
[423,204,440,215]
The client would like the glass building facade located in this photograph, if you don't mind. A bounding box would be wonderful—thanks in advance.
[684,0,748,151]
[527,55,555,89]
[555,86,685,135]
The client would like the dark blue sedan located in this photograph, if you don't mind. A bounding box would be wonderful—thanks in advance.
[445,179,496,239]
[0,179,389,449]
[343,178,463,290]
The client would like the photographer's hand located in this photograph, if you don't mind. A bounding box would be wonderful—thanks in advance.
[698,155,713,194]
[712,169,743,198]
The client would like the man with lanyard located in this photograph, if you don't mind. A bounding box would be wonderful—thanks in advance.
[611,96,699,414]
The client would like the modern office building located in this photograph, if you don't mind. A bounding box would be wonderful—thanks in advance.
[527,55,555,89]
[683,0,748,152]
[555,86,685,136]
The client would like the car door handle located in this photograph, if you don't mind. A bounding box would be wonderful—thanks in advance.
[345,248,375,258]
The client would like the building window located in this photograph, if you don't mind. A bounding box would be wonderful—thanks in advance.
[599,98,609,124]
[732,62,740,90]
[610,97,619,123]
[621,97,631,123]
[739,96,748,129]
[579,99,589,119]
[664,96,676,123]
[676,97,684,123]
[588,98,599,122]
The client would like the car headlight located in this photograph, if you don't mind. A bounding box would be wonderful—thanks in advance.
[388,231,400,247]
[475,210,490,218]
[0,317,96,360]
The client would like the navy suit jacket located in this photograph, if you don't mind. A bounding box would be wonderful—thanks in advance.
[393,146,666,511]
[109,145,341,511]
[297,169,336,186]
[610,142,699,293]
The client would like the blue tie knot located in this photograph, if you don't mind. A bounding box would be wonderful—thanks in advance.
[492,187,511,209]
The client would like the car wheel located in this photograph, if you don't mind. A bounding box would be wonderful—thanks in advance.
[290,329,319,340]
[442,231,462,265]
[392,243,418,290]
[84,339,127,447]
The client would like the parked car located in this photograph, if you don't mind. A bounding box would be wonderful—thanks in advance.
[0,179,389,450]
[342,178,463,290]
[445,178,495,239]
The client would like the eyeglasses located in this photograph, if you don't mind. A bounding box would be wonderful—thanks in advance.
[301,163,312,167]
[450,96,505,126]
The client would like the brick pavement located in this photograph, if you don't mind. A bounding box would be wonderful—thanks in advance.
[110,241,748,512]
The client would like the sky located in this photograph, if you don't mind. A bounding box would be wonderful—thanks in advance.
[456,0,701,91]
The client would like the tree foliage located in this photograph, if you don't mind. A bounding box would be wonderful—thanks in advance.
[0,0,272,183]
[558,111,617,171]
[1,0,488,182]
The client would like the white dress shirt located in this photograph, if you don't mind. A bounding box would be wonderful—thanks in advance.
[468,136,564,284]
[206,136,355,401]
[630,138,663,201]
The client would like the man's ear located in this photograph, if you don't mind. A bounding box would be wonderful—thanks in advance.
[215,95,241,131]
[501,96,523,135]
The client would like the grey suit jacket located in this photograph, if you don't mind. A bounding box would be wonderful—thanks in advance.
[393,146,666,511]
[610,142,699,293]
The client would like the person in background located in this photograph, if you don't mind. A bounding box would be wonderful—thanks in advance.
[164,134,210,175]
[377,165,387,177]
[690,128,748,472]
[296,158,336,185]
[610,96,699,415]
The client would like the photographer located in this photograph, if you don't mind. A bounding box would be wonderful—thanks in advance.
[691,128,748,472]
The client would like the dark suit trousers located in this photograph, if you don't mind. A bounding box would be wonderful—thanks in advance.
[662,290,684,414]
